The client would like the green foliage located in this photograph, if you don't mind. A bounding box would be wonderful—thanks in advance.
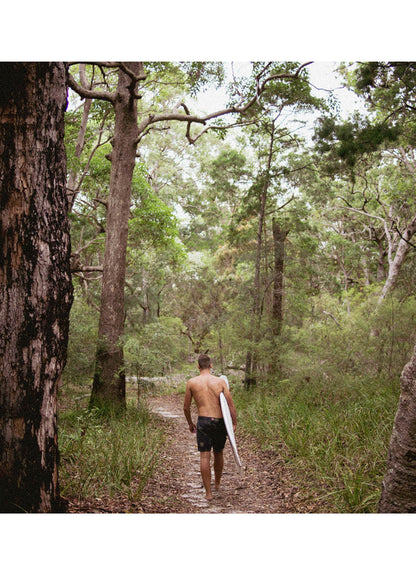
[283,291,416,382]
[62,63,416,513]
[230,291,416,512]
[124,317,189,378]
[143,61,225,98]
[229,61,323,117]
[129,182,181,251]
[314,114,400,169]
[354,62,416,113]
[59,404,164,501]
[64,292,99,385]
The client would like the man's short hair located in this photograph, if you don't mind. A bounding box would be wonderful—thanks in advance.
[198,354,211,369]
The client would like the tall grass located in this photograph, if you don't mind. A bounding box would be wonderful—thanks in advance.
[229,292,410,512]
[233,375,399,513]
[58,403,164,502]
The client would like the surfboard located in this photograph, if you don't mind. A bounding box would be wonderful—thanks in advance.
[219,375,242,473]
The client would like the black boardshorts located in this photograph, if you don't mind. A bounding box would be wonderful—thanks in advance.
[196,416,227,453]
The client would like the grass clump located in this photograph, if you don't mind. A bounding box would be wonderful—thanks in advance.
[233,375,399,513]
[58,402,164,503]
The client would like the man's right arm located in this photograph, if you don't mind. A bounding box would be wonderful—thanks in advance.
[184,381,196,433]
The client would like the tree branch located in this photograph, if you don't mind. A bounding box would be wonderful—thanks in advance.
[72,265,104,273]
[136,62,313,140]
[67,71,116,103]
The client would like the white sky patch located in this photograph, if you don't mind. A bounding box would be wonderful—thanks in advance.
[190,61,365,120]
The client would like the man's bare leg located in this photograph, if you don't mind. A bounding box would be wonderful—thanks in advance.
[200,452,212,500]
[213,450,224,490]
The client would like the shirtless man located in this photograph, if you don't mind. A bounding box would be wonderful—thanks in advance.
[183,353,237,501]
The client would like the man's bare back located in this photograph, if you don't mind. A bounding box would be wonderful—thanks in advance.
[186,373,226,418]
[184,367,236,433]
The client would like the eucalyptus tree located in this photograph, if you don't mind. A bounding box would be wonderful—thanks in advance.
[0,63,72,512]
[379,340,416,512]
[67,61,312,409]
[229,68,322,386]
[344,62,416,513]
[314,63,416,303]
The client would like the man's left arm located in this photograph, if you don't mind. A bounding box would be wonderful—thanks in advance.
[184,381,196,433]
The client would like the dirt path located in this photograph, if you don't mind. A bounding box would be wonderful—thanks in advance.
[140,393,321,513]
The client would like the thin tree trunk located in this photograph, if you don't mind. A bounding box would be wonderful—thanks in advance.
[90,63,141,410]
[244,184,266,388]
[272,218,288,337]
[379,214,416,302]
[244,127,274,388]
[0,63,72,512]
[67,97,91,210]
[379,342,416,512]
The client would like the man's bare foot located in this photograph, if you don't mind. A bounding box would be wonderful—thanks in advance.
[205,493,213,501]
[214,483,221,491]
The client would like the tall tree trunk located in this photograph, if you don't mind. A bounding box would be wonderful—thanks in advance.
[379,342,416,512]
[244,184,267,389]
[0,63,72,512]
[244,127,274,389]
[90,63,140,410]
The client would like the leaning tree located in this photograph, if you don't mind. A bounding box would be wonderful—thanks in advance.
[0,63,73,512]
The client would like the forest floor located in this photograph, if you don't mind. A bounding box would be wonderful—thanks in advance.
[67,392,326,513]
[139,393,325,513]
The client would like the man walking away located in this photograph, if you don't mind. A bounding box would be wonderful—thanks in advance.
[183,354,237,501]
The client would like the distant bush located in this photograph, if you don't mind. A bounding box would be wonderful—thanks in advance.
[281,291,416,384]
[64,294,99,386]
[124,316,189,379]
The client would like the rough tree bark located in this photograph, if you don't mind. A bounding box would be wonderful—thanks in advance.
[0,63,73,512]
[378,342,416,512]
[90,63,141,410]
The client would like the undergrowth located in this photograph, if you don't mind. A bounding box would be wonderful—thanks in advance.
[233,374,399,513]
[58,401,164,503]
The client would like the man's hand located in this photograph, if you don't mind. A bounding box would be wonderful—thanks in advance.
[189,423,196,433]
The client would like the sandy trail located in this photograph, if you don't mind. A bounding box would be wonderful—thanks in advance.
[140,393,320,514]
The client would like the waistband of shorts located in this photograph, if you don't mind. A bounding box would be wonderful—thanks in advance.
[197,416,224,422]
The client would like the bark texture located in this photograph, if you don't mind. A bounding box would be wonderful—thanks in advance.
[90,63,140,409]
[379,342,416,512]
[0,63,72,512]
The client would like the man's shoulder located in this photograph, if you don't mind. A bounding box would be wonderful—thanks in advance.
[209,375,227,389]
[187,376,201,387]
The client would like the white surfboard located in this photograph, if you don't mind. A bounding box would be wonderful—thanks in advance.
[219,375,242,473]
